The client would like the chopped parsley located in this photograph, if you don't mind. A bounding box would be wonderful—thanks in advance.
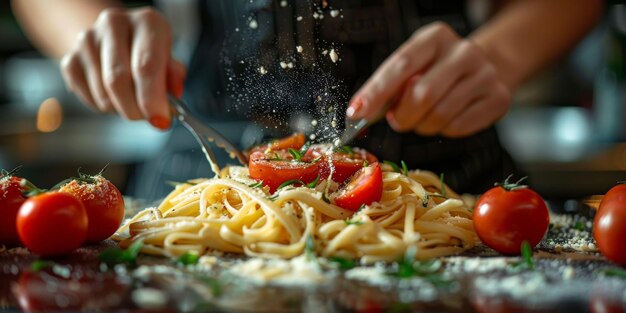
[573,221,585,231]
[307,174,321,188]
[384,160,409,176]
[344,219,364,226]
[31,260,54,271]
[176,252,200,265]
[277,179,306,190]
[400,160,409,176]
[511,241,535,270]
[99,240,143,267]
[599,268,626,278]
[248,180,264,188]
[328,257,357,270]
[335,145,354,155]
[387,246,451,286]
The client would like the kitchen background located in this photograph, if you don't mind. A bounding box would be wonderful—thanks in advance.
[0,1,624,203]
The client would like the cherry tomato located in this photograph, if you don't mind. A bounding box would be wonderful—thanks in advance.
[59,175,125,243]
[247,133,306,155]
[305,144,378,183]
[473,183,549,255]
[0,175,29,246]
[17,192,88,256]
[333,162,383,211]
[593,183,626,266]
[248,151,320,193]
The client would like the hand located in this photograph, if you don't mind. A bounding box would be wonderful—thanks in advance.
[347,22,511,138]
[60,7,186,130]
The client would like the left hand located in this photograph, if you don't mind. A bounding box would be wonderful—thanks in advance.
[347,22,511,138]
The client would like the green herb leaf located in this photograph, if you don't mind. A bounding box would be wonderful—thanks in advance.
[383,160,402,173]
[511,241,535,270]
[439,173,446,198]
[99,240,143,267]
[401,160,409,176]
[197,276,223,297]
[305,235,316,261]
[335,146,354,155]
[357,204,366,212]
[363,160,369,168]
[268,153,283,161]
[307,174,321,188]
[321,192,330,203]
[277,179,305,190]
[328,257,357,270]
[344,219,364,226]
[288,148,303,162]
[599,268,626,278]
[248,180,264,188]
[176,252,200,265]
[387,246,451,286]
[299,141,312,155]
[268,194,280,201]
[573,221,585,231]
[31,260,54,271]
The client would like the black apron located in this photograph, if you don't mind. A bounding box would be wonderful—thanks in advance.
[128,0,518,201]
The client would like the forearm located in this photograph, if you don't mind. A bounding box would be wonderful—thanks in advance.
[471,0,604,90]
[11,0,122,58]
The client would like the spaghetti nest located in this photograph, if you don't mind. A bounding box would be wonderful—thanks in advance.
[114,165,476,263]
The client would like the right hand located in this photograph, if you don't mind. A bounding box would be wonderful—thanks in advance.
[60,7,186,130]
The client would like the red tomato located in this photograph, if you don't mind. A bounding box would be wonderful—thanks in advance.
[0,175,29,246]
[247,133,305,155]
[305,144,378,183]
[473,184,549,255]
[333,162,383,211]
[593,183,626,266]
[17,192,88,256]
[59,175,125,243]
[248,151,320,193]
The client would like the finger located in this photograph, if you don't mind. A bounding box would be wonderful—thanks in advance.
[406,41,483,129]
[167,58,186,99]
[99,9,143,119]
[442,83,511,138]
[60,53,98,111]
[77,30,114,113]
[130,8,172,130]
[415,65,496,135]
[347,22,458,121]
[385,75,422,132]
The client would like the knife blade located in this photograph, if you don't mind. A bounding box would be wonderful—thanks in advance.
[168,95,248,173]
[336,104,389,147]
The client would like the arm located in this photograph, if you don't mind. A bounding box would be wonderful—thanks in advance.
[348,0,603,138]
[11,0,185,130]
[11,0,122,58]
[471,0,604,90]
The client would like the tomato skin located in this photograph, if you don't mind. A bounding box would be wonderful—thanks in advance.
[593,184,626,266]
[17,192,88,256]
[305,144,378,183]
[248,151,320,193]
[0,176,28,246]
[333,162,383,211]
[59,176,125,243]
[473,186,549,255]
[248,133,305,155]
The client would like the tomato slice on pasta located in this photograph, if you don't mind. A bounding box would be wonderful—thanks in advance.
[247,133,306,155]
[305,144,378,183]
[333,162,383,211]
[248,151,319,193]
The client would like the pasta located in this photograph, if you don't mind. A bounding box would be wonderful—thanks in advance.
[113,165,476,263]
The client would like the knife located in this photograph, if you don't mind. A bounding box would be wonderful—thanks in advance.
[336,104,389,147]
[168,95,248,175]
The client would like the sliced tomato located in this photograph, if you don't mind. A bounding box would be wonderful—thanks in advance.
[333,162,383,211]
[0,176,28,246]
[247,133,306,155]
[305,144,378,183]
[248,151,320,193]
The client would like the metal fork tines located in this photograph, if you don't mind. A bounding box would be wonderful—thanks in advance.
[168,95,248,176]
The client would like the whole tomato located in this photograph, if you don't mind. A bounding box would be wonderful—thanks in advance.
[0,174,29,246]
[59,174,125,243]
[593,183,626,266]
[473,178,550,255]
[17,192,88,256]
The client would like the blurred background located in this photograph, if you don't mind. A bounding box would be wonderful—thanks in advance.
[0,1,624,202]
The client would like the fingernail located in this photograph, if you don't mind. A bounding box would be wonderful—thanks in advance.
[149,115,171,130]
[347,97,364,119]
[386,111,399,129]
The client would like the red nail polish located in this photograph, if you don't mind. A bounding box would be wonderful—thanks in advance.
[149,115,171,130]
[347,97,364,119]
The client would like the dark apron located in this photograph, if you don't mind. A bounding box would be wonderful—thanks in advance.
[129,0,518,201]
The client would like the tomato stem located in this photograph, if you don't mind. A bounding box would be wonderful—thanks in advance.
[495,174,529,191]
